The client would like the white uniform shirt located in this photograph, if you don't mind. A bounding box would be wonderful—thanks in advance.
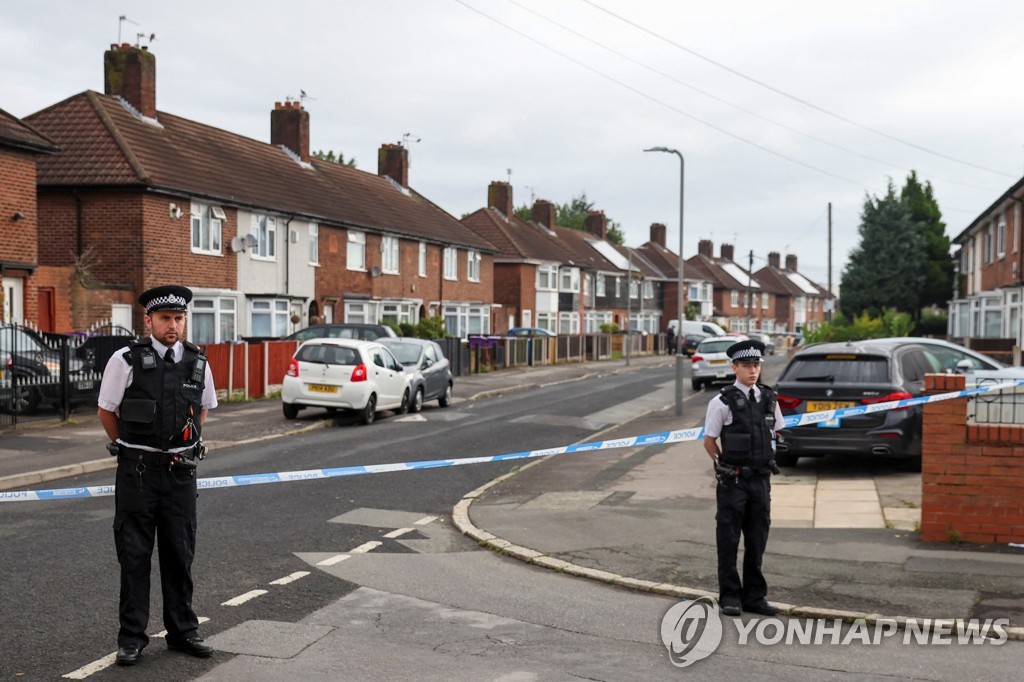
[98,338,218,451]
[703,380,785,440]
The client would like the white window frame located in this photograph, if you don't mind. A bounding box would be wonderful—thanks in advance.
[985,224,994,264]
[467,249,481,282]
[998,215,1007,259]
[537,264,557,291]
[348,231,366,271]
[558,311,580,334]
[559,267,579,293]
[191,296,236,344]
[250,213,276,260]
[308,223,319,265]
[644,280,653,299]
[762,293,769,310]
[444,247,458,280]
[536,311,556,333]
[629,278,639,299]
[250,298,289,337]
[191,201,222,255]
[731,290,739,307]
[596,275,606,297]
[419,242,427,277]
[382,236,400,274]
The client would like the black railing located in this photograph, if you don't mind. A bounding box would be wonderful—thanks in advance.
[969,383,1024,425]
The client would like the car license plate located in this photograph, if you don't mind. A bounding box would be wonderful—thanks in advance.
[76,380,94,390]
[709,359,727,365]
[307,384,338,394]
[806,400,855,412]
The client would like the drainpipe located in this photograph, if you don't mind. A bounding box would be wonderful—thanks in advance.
[74,188,83,257]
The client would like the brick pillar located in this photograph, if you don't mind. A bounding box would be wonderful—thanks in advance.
[920,373,970,542]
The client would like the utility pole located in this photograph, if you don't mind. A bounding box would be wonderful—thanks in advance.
[626,250,633,367]
[746,249,754,332]
[827,202,833,323]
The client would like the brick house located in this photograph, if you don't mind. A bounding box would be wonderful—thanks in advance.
[26,44,495,339]
[686,241,766,333]
[635,223,712,331]
[948,176,1024,343]
[753,252,828,334]
[0,108,58,326]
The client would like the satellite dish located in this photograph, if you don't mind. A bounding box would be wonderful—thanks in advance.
[244,234,258,248]
[230,236,245,252]
[370,266,381,278]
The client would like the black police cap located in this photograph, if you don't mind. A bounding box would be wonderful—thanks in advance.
[727,339,766,363]
[138,285,192,313]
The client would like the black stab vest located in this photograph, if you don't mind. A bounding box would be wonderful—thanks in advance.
[718,384,776,467]
[117,338,205,450]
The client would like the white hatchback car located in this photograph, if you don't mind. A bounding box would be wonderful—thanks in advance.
[690,335,745,391]
[281,338,412,424]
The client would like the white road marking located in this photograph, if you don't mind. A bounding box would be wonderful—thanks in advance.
[350,541,383,553]
[317,554,351,567]
[414,515,437,525]
[63,617,211,679]
[383,527,414,538]
[270,571,311,585]
[221,589,268,606]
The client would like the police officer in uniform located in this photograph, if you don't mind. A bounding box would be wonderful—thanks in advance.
[703,339,785,617]
[97,285,218,666]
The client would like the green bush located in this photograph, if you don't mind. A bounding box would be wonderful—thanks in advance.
[414,315,448,339]
[599,322,620,334]
[917,308,948,337]
[803,308,913,344]
[398,322,416,337]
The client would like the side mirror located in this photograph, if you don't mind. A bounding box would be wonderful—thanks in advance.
[955,359,973,373]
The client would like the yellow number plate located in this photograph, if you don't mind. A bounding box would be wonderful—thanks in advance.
[307,384,338,394]
[709,359,728,365]
[806,400,855,412]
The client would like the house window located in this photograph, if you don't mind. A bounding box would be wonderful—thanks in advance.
[558,312,579,334]
[308,223,319,264]
[191,202,222,255]
[381,302,415,326]
[382,236,400,274]
[644,280,653,299]
[596,275,606,297]
[467,250,481,282]
[192,297,236,344]
[689,284,700,300]
[250,299,289,337]
[615,277,622,297]
[583,273,592,306]
[536,311,555,333]
[250,214,276,259]
[998,216,1007,258]
[537,264,557,290]
[559,267,579,292]
[345,301,367,323]
[762,293,769,309]
[731,291,739,307]
[629,278,639,299]
[985,224,994,263]
[441,303,490,338]
[444,247,458,280]
[419,242,427,277]
[348,231,366,270]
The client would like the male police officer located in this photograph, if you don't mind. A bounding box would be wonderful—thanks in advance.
[702,338,785,617]
[97,285,217,666]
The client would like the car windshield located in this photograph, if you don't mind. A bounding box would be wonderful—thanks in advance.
[697,339,735,354]
[296,344,359,365]
[383,342,422,365]
[782,355,889,383]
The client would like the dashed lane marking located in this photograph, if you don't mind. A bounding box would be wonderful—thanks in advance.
[317,554,350,567]
[415,515,437,525]
[62,617,210,679]
[351,541,383,553]
[270,571,311,585]
[383,527,415,538]
[221,589,269,606]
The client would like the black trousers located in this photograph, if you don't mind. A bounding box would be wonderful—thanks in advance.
[113,458,199,647]
[715,475,771,607]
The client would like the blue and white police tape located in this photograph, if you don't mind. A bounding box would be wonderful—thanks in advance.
[2,379,1021,503]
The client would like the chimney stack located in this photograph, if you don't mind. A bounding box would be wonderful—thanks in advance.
[698,239,713,257]
[104,43,157,119]
[585,211,607,240]
[378,143,409,187]
[271,101,310,162]
[720,243,734,261]
[768,252,781,269]
[650,223,667,248]
[488,181,513,218]
[785,254,798,271]
[532,200,556,229]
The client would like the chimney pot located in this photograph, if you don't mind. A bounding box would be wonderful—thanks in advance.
[270,102,310,162]
[532,200,556,229]
[650,223,667,248]
[487,182,513,218]
[584,211,607,240]
[104,43,157,118]
[785,254,798,271]
[378,143,409,187]
[768,252,781,269]
[720,243,734,261]
[698,239,713,257]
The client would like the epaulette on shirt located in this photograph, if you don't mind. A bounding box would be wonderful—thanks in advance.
[183,340,202,354]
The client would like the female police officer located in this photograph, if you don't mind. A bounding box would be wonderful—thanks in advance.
[702,338,785,617]
[97,285,217,666]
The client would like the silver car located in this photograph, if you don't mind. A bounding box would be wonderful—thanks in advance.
[379,338,454,412]
[691,335,744,391]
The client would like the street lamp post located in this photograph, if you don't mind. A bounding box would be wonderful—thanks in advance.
[644,146,685,417]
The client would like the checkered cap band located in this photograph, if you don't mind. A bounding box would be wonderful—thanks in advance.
[732,347,762,360]
[146,294,187,310]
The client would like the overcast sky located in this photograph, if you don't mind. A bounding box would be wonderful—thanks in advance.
[4,1,1023,288]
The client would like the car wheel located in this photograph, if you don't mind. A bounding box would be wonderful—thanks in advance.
[438,383,453,408]
[399,388,410,414]
[360,394,377,425]
[282,403,300,420]
[9,384,42,415]
[775,452,798,468]
[691,379,702,391]
[410,387,424,413]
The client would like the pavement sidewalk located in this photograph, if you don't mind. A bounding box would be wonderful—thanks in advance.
[4,353,1024,639]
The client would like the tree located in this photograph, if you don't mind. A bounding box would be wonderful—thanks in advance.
[312,149,357,168]
[840,180,926,316]
[511,192,625,245]
[901,171,953,311]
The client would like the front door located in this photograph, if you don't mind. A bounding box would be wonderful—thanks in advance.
[2,277,24,323]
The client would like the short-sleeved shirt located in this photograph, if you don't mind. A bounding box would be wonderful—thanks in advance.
[98,338,217,452]
[704,380,785,439]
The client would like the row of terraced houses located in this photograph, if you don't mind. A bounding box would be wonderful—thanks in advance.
[2,44,830,342]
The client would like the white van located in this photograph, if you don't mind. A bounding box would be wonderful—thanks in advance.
[668,319,727,337]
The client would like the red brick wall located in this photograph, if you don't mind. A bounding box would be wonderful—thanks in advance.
[979,210,1016,292]
[920,373,1024,544]
[493,262,536,327]
[0,147,39,266]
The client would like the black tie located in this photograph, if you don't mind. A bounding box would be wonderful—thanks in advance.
[748,388,756,404]
[164,348,175,365]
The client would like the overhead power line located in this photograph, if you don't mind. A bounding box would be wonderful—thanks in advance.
[454,0,865,188]
[580,0,1016,180]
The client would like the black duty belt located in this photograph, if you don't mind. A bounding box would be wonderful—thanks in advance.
[118,445,197,467]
